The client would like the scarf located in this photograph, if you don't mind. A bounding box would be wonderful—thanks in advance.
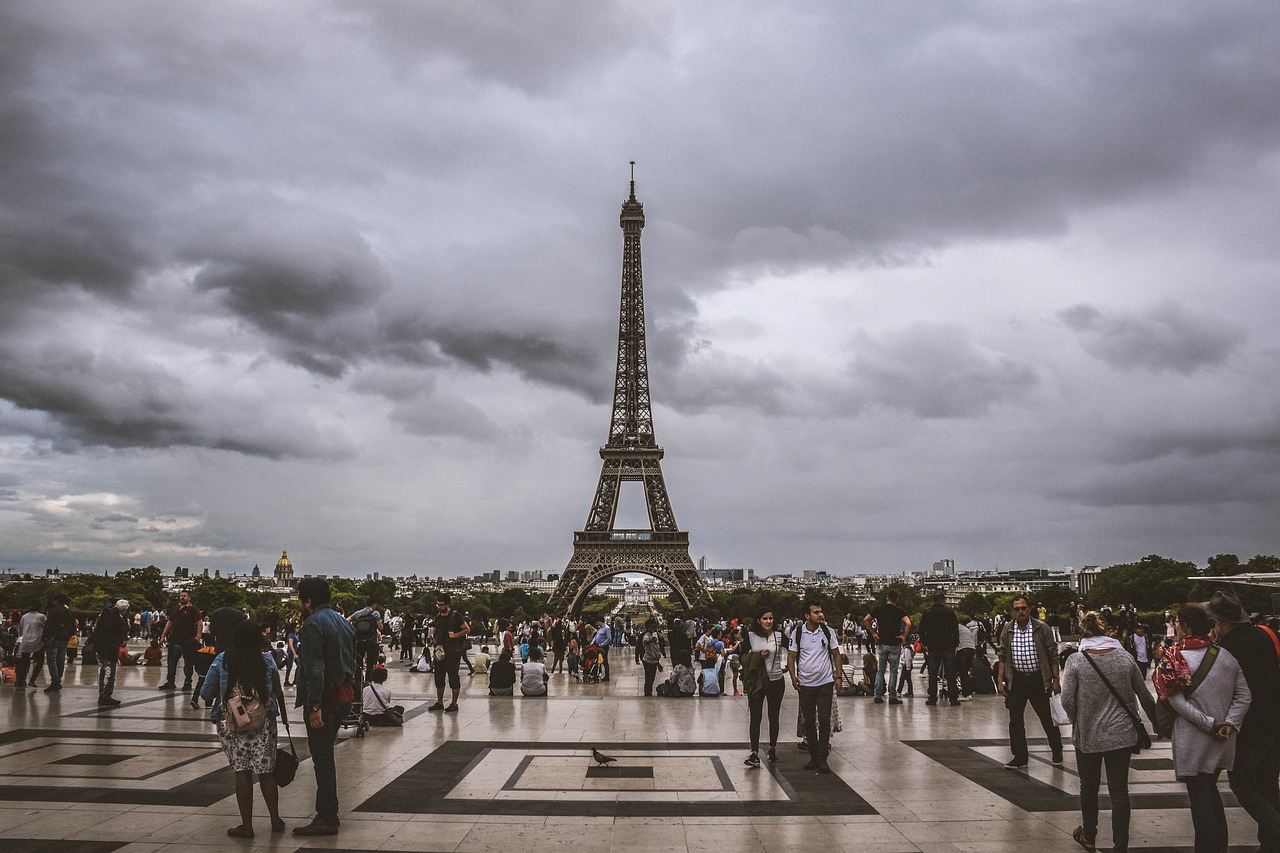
[1078,636,1124,652]
[1152,636,1210,700]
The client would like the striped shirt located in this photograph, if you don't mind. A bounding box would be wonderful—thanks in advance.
[1009,620,1039,673]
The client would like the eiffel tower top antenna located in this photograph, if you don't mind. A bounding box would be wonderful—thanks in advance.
[629,160,636,201]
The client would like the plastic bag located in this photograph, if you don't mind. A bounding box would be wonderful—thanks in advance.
[1049,693,1070,726]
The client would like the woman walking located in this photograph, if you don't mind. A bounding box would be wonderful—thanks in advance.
[200,619,286,838]
[640,618,666,696]
[741,609,787,768]
[1060,611,1158,852]
[1156,603,1250,853]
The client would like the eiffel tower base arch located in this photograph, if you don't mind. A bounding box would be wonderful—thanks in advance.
[548,531,712,617]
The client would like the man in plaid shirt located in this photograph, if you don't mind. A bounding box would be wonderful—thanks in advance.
[996,595,1063,770]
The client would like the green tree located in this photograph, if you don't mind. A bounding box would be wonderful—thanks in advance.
[1035,585,1076,616]
[1086,555,1197,611]
[1207,554,1242,576]
[357,578,397,606]
[187,576,247,611]
[1246,555,1280,573]
[116,566,167,608]
[957,591,993,619]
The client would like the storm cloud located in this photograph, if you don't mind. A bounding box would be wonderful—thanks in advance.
[2,1,1279,576]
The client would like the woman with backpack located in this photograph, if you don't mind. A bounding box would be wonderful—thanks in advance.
[200,619,287,838]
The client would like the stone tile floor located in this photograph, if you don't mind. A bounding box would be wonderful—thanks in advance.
[0,643,1260,852]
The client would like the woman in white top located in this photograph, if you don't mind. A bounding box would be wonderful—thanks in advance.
[520,646,549,696]
[362,666,403,726]
[741,609,788,768]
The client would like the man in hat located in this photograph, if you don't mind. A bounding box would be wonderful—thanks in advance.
[92,599,131,706]
[1205,590,1280,853]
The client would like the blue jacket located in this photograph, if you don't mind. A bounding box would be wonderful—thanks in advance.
[296,603,356,710]
[200,651,280,724]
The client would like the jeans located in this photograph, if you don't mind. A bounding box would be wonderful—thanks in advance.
[1077,747,1132,850]
[1229,729,1280,852]
[1185,771,1228,853]
[926,649,959,702]
[956,647,976,696]
[748,677,786,752]
[874,644,902,699]
[45,643,68,687]
[643,661,659,696]
[167,640,196,685]
[1005,671,1064,762]
[797,682,834,758]
[306,702,351,823]
[98,656,118,698]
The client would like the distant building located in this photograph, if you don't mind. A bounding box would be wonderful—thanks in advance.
[274,550,295,586]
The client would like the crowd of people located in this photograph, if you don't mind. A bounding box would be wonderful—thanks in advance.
[5,583,1280,851]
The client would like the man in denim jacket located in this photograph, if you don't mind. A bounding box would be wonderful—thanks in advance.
[293,577,356,837]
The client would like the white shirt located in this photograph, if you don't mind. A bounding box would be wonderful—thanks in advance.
[794,624,836,687]
[362,682,392,714]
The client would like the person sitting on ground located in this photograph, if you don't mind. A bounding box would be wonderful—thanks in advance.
[473,645,491,674]
[143,639,164,666]
[488,649,517,696]
[362,666,404,726]
[521,647,549,697]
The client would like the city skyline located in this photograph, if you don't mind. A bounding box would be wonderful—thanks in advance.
[2,4,1279,579]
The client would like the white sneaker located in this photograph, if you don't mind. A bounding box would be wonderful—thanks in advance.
[959,694,972,702]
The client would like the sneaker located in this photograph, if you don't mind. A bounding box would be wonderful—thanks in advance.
[744,754,761,769]
[444,703,458,713]
[1051,754,1065,767]
[190,697,200,710]
[98,696,122,706]
[44,684,61,693]
[888,697,903,705]
[925,698,938,706]
[873,697,884,704]
[1004,759,1028,769]
[949,700,961,706]
[292,819,340,837]
[816,757,831,774]
[158,682,177,690]
[427,702,445,711]
[802,759,817,771]
[766,749,778,764]
[181,682,192,690]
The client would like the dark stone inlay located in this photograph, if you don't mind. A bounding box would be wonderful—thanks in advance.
[356,740,877,817]
[585,765,653,778]
[51,753,133,766]
[0,728,309,807]
[904,738,1238,812]
[9,841,127,853]
[1130,757,1175,771]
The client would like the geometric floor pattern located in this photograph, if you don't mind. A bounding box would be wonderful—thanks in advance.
[0,641,1263,852]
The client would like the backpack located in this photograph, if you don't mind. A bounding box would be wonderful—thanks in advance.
[353,611,378,642]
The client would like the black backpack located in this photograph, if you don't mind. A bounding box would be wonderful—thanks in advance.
[353,611,379,642]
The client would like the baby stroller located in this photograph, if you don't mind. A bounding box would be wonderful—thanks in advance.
[340,636,369,737]
[580,644,604,683]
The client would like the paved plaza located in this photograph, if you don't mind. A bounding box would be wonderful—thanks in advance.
[1,643,1259,852]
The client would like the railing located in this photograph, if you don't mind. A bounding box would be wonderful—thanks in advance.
[573,530,689,545]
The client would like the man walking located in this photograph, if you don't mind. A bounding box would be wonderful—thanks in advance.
[920,591,961,706]
[996,595,1063,769]
[43,593,74,692]
[864,590,910,705]
[788,601,842,774]
[427,594,469,712]
[15,603,47,688]
[157,592,201,691]
[294,577,356,837]
[92,599,130,706]
[1206,591,1280,853]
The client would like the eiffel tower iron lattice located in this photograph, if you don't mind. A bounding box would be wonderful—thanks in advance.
[548,167,711,616]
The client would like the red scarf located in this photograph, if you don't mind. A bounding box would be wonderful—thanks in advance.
[1181,636,1211,650]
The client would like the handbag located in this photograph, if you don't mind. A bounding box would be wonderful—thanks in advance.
[1049,693,1070,726]
[1081,651,1151,753]
[1154,644,1219,738]
[269,669,298,785]
[432,644,447,662]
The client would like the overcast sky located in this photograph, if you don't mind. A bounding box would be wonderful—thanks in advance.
[2,2,1279,580]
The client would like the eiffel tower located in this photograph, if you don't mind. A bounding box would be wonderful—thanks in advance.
[548,167,711,616]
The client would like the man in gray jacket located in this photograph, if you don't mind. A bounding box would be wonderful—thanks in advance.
[996,595,1063,769]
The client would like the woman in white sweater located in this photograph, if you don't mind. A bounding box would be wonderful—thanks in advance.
[1164,602,1250,853]
[1061,611,1158,853]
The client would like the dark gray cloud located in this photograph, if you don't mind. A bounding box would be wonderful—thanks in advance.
[1059,301,1242,373]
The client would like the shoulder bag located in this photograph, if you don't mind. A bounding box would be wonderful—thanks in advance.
[1154,644,1218,739]
[271,669,299,786]
[1081,652,1152,753]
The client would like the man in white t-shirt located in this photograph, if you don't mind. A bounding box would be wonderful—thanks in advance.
[787,601,842,774]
